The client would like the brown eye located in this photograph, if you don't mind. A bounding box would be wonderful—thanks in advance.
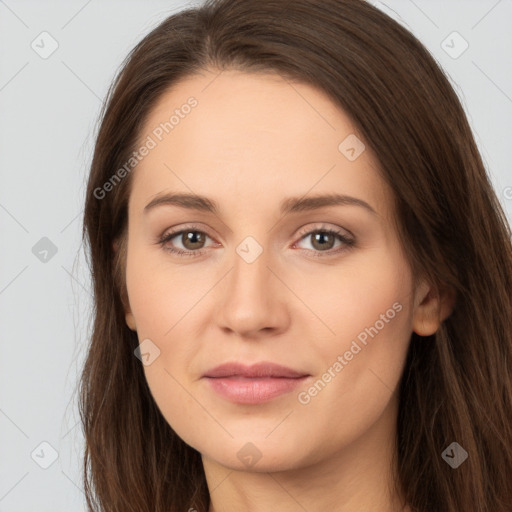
[310,232,337,251]
[180,230,207,250]
[294,227,355,257]
[158,228,213,257]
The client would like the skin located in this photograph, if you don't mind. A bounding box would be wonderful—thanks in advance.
[121,69,454,512]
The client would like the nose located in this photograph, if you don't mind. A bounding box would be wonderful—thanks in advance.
[214,244,290,339]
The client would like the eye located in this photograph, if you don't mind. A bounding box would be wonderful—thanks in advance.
[293,225,355,257]
[157,224,355,258]
[157,226,215,257]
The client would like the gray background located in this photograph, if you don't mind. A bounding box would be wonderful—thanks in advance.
[0,1,511,510]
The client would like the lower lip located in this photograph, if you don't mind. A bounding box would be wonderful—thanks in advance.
[204,376,309,404]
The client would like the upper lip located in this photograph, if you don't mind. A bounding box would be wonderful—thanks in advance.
[203,362,309,378]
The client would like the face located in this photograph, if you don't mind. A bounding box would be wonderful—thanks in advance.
[121,69,438,473]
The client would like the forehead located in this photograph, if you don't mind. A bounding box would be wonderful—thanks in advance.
[128,70,390,220]
[138,69,356,150]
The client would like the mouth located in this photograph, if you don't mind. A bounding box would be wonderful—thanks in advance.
[202,362,311,404]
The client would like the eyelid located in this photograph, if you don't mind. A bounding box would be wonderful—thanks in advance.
[295,222,354,240]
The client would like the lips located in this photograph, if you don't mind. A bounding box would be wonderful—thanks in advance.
[202,362,311,404]
[202,361,309,379]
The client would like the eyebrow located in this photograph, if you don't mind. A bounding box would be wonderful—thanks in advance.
[143,192,378,216]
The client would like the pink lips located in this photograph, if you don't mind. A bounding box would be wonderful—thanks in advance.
[202,362,310,404]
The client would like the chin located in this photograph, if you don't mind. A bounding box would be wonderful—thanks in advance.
[197,434,319,473]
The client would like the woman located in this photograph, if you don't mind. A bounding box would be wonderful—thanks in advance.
[80,0,512,511]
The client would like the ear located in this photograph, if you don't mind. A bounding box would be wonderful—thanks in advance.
[412,279,456,336]
[112,236,137,332]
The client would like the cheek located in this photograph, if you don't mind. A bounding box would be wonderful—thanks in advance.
[126,255,209,446]
[295,250,413,419]
[143,364,210,450]
[291,246,412,349]
[125,243,195,337]
[125,247,210,421]
[297,307,411,457]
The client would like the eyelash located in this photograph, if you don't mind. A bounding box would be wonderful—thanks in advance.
[157,224,355,259]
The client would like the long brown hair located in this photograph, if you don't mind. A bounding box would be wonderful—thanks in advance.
[79,0,512,510]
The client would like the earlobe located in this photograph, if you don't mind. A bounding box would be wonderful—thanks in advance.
[125,311,137,331]
[412,282,456,336]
